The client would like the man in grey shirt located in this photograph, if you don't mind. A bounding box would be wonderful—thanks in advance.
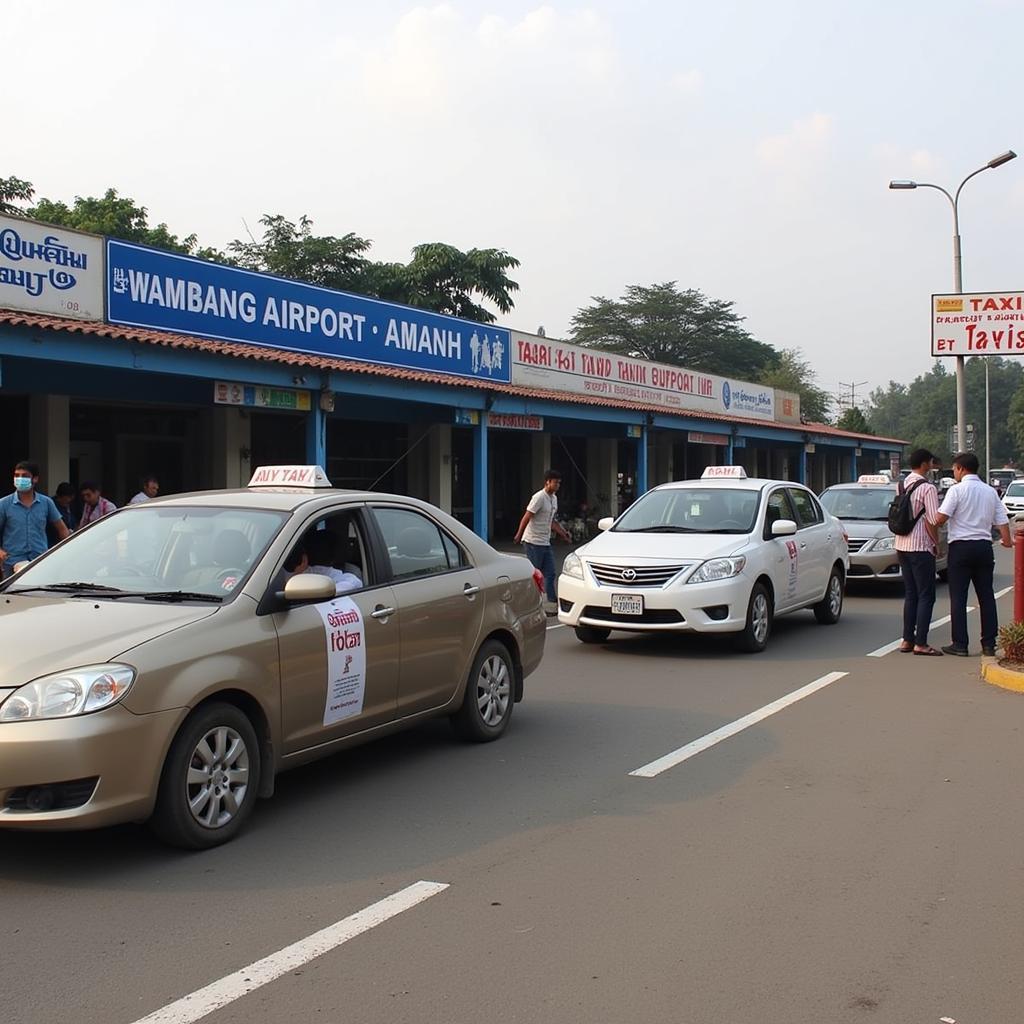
[514,469,571,614]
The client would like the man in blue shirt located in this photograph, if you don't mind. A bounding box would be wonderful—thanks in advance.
[0,461,70,578]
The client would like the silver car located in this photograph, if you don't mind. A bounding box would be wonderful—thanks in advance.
[819,478,948,583]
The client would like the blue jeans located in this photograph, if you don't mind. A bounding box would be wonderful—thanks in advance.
[524,543,557,602]
[897,550,936,646]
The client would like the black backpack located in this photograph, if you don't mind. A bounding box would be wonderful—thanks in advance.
[887,479,926,536]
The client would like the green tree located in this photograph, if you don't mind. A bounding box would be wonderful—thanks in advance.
[231,218,519,324]
[757,348,832,423]
[866,357,1023,466]
[569,282,778,379]
[836,406,873,434]
[0,175,34,215]
[26,188,226,260]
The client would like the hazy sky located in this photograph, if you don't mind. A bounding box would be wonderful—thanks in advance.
[8,1,1023,406]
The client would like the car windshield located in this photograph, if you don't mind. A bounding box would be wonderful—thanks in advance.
[613,487,759,534]
[1004,482,1024,497]
[819,486,894,521]
[4,506,286,600]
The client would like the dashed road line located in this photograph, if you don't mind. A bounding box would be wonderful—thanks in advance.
[629,672,849,778]
[129,880,449,1024]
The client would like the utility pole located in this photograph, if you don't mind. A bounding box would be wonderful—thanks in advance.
[838,380,868,413]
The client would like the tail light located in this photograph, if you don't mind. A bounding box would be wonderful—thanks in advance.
[532,568,545,594]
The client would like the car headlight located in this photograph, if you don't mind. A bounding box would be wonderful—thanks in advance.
[561,551,584,579]
[872,536,896,551]
[0,664,136,722]
[687,556,746,584]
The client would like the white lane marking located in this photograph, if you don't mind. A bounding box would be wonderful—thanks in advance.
[129,881,449,1024]
[866,606,977,658]
[546,622,565,631]
[629,672,849,779]
[996,585,1013,599]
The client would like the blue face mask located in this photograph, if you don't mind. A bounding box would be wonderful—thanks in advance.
[13,477,33,492]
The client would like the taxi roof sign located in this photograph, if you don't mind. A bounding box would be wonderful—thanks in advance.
[857,474,891,484]
[701,466,747,479]
[248,465,332,488]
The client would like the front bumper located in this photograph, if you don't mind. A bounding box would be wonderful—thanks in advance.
[557,572,749,633]
[846,548,902,581]
[0,704,185,830]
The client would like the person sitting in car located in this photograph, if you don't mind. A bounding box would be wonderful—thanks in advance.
[283,533,362,595]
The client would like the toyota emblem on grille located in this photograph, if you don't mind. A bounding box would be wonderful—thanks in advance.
[620,568,637,581]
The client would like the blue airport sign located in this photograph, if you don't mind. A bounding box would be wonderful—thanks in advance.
[106,241,511,384]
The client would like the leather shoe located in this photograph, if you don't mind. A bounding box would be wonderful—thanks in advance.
[982,646,996,657]
[941,644,969,657]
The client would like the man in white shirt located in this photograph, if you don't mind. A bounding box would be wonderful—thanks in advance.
[935,451,1011,656]
[513,469,571,614]
[129,475,160,504]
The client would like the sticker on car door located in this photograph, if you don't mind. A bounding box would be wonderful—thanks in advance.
[785,540,799,599]
[318,597,367,725]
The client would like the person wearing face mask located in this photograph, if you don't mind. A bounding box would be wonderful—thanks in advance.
[0,461,70,578]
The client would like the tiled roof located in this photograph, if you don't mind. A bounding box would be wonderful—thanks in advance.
[0,309,906,445]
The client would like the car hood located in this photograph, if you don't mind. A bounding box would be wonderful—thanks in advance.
[839,521,891,541]
[0,596,219,683]
[577,530,747,562]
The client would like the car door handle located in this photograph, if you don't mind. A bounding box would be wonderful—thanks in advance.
[371,605,395,620]
[799,543,808,549]
[463,584,481,597]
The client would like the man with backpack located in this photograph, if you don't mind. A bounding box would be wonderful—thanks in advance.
[934,451,1011,657]
[892,448,943,656]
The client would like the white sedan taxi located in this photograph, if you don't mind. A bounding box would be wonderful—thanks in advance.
[557,467,849,652]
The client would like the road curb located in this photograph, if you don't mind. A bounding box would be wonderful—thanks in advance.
[981,656,1024,693]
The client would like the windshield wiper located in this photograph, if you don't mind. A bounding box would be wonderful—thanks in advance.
[626,526,699,533]
[7,582,126,594]
[137,591,224,603]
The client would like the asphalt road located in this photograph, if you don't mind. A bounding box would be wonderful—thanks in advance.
[3,550,1022,1024]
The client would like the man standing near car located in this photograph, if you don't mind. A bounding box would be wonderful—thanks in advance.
[935,451,1011,656]
[895,449,943,656]
[0,461,70,578]
[514,469,571,615]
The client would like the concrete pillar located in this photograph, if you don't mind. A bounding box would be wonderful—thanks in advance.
[210,406,252,488]
[653,432,674,485]
[636,427,649,496]
[305,400,326,469]
[29,394,70,492]
[428,424,452,513]
[849,449,857,482]
[530,433,551,488]
[587,437,618,520]
[798,447,807,484]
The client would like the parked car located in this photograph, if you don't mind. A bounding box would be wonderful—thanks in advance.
[990,468,1020,497]
[1001,479,1024,519]
[557,466,848,654]
[818,475,948,583]
[0,466,546,848]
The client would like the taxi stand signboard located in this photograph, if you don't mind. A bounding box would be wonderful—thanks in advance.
[931,291,1024,356]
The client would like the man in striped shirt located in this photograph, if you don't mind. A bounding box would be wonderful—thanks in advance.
[894,448,943,656]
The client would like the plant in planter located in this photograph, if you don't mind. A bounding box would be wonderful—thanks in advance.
[997,620,1024,662]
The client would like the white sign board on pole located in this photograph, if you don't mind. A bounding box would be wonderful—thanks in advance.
[511,331,776,421]
[931,291,1024,356]
[0,215,104,321]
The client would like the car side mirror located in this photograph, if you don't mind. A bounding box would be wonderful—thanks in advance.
[771,519,798,537]
[282,574,336,603]
[597,517,614,532]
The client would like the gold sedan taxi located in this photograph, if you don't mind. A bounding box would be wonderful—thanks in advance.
[0,466,546,848]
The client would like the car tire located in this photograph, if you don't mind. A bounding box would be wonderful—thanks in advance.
[813,566,844,625]
[150,702,261,850]
[736,582,772,653]
[575,625,611,644]
[453,639,515,743]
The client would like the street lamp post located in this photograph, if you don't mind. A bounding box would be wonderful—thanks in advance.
[889,149,1017,459]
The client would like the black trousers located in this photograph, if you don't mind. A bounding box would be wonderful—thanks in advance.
[947,539,997,650]
[898,550,936,646]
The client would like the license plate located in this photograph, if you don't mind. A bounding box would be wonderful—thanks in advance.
[611,593,644,616]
